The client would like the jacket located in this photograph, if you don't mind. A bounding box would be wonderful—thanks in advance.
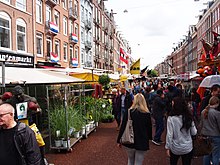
[118,93,133,111]
[201,108,220,137]
[117,108,152,151]
[152,95,166,119]
[14,122,42,165]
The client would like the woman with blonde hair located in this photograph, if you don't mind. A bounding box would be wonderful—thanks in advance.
[201,96,220,165]
[117,93,152,165]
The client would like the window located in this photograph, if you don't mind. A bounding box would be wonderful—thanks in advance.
[1,0,10,4]
[74,0,78,15]
[16,19,26,51]
[55,40,60,59]
[81,27,84,43]
[69,0,73,8]
[63,42,68,61]
[16,0,26,11]
[81,6,84,21]
[75,23,78,36]
[46,5,51,21]
[70,45,73,59]
[62,0,67,9]
[54,10,60,29]
[36,0,42,23]
[0,12,11,49]
[75,47,78,59]
[69,20,73,34]
[85,9,88,20]
[81,49,84,64]
[36,33,43,57]
[63,16,67,36]
[46,37,52,57]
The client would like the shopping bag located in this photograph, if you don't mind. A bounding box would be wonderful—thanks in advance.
[193,135,213,157]
[121,109,134,144]
[29,123,45,147]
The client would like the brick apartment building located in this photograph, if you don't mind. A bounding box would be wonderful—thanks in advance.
[0,0,132,73]
[157,0,220,79]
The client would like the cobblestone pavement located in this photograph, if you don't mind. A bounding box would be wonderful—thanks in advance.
[46,121,202,165]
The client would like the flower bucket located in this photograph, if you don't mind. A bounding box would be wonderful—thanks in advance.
[86,124,90,132]
[81,126,86,135]
[62,139,70,148]
[54,140,62,147]
[74,131,80,138]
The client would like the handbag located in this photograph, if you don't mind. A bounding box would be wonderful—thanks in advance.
[121,109,134,144]
[193,135,213,157]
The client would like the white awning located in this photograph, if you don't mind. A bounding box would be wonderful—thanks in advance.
[0,67,84,85]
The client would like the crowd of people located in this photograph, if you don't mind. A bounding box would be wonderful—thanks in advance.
[113,79,220,165]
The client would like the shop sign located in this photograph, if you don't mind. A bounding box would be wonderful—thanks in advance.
[0,51,34,67]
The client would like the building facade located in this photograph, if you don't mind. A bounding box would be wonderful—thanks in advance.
[0,0,34,67]
[80,0,92,68]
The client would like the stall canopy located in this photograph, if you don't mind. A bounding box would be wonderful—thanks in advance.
[0,67,84,85]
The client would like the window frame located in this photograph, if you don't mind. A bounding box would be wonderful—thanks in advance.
[16,0,26,11]
[36,0,42,24]
[36,32,43,57]
[54,10,60,31]
[63,42,68,61]
[0,12,11,49]
[46,5,52,22]
[16,18,26,52]
[63,16,67,36]
[55,39,60,59]
[46,36,52,57]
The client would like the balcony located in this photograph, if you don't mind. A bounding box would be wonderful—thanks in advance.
[94,36,100,44]
[69,8,78,20]
[110,45,114,52]
[45,0,57,7]
[69,33,78,44]
[85,19,92,30]
[104,25,109,33]
[46,21,59,35]
[50,52,59,62]
[104,42,109,50]
[85,41,92,50]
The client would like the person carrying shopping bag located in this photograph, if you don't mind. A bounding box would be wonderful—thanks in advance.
[117,93,152,165]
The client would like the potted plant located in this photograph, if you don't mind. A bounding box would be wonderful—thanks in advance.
[98,74,110,91]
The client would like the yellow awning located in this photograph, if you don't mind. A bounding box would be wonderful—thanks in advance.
[69,73,99,83]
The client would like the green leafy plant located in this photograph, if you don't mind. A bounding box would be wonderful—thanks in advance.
[98,74,110,90]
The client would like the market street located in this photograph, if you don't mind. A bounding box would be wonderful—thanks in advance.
[46,121,203,165]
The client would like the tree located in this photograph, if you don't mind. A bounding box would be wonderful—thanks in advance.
[147,69,158,77]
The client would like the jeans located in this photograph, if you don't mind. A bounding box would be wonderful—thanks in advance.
[117,107,126,127]
[153,116,164,142]
[170,150,193,165]
[124,147,146,165]
[203,136,220,165]
[192,102,198,119]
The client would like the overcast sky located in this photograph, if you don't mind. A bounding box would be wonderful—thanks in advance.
[105,0,208,69]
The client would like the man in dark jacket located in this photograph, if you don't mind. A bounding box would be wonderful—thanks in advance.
[200,84,220,112]
[117,87,133,127]
[152,89,166,146]
[0,103,42,165]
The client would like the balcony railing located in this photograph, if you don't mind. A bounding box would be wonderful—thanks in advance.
[69,8,78,20]
[85,19,92,30]
[46,21,59,35]
[85,41,92,50]
[69,33,78,44]
[45,0,57,7]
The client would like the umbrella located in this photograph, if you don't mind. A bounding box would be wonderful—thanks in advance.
[199,75,220,88]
